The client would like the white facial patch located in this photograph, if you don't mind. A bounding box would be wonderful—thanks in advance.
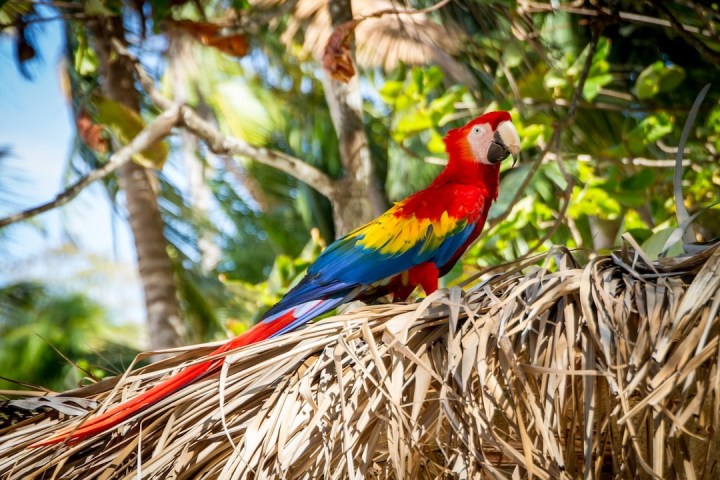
[467,123,495,164]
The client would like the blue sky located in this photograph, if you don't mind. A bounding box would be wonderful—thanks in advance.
[0,15,143,329]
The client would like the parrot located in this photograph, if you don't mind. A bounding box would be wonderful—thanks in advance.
[34,110,520,447]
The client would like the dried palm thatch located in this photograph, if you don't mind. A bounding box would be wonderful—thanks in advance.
[278,0,474,85]
[2,241,720,479]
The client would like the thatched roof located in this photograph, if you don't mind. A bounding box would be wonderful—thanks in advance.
[2,242,720,479]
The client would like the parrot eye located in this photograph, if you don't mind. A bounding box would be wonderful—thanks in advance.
[472,126,481,134]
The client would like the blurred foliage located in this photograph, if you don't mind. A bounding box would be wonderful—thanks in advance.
[1,0,720,389]
[94,96,169,168]
[223,229,326,332]
[0,282,140,391]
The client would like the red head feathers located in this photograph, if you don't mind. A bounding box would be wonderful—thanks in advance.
[436,111,519,191]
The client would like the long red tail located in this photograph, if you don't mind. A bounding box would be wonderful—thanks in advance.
[31,309,299,447]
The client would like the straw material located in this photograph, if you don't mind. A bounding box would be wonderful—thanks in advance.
[1,242,720,479]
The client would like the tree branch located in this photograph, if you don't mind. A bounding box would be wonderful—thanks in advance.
[113,41,337,200]
[178,106,337,199]
[0,105,181,229]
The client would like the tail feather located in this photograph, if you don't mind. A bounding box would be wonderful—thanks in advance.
[30,306,302,448]
[31,288,361,449]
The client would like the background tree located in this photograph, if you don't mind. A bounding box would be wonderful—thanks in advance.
[0,0,718,388]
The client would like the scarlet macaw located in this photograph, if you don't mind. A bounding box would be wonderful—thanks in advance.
[35,110,520,447]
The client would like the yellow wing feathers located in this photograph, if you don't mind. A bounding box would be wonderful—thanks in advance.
[348,207,462,255]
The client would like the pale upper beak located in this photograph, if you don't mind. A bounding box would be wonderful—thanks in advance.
[487,120,521,164]
[496,120,521,157]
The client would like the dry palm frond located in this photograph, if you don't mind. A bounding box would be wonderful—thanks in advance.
[279,0,474,85]
[2,241,720,479]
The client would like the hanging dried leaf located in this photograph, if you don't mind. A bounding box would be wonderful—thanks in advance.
[171,20,249,57]
[202,32,248,57]
[322,19,358,83]
[75,110,109,153]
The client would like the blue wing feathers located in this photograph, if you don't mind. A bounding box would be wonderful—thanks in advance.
[309,222,476,285]
[261,209,480,326]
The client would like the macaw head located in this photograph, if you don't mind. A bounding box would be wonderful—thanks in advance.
[444,111,520,165]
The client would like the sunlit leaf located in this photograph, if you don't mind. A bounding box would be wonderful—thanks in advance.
[635,61,686,99]
[518,123,546,150]
[394,111,433,139]
[641,227,683,259]
[379,81,404,105]
[73,31,97,76]
[569,186,622,220]
[427,129,445,154]
[625,113,674,155]
[583,73,612,100]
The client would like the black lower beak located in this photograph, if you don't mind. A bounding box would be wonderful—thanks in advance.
[487,131,510,164]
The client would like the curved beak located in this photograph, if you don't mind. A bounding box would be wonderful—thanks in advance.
[486,120,521,165]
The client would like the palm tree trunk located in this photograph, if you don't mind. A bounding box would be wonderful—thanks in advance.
[91,17,185,350]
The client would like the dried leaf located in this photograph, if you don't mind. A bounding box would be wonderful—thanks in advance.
[171,20,248,57]
[9,396,97,416]
[76,110,108,153]
[322,20,358,83]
